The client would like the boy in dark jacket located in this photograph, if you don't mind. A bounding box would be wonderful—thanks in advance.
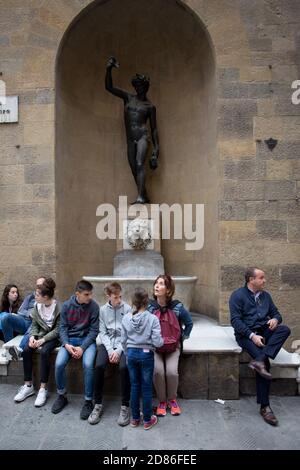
[51,280,99,419]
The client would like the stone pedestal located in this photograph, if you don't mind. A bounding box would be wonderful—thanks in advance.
[114,203,164,276]
[86,201,198,308]
[113,250,164,277]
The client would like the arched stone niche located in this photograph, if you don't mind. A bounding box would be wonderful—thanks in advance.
[56,0,217,317]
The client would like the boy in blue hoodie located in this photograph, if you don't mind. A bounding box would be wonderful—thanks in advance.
[51,280,99,419]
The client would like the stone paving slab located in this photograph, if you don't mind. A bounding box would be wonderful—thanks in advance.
[0,385,300,450]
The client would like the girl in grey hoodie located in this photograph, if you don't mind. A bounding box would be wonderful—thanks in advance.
[121,288,163,430]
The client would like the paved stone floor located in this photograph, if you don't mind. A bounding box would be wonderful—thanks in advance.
[0,384,299,450]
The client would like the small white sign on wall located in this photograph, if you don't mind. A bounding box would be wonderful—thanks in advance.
[0,96,19,123]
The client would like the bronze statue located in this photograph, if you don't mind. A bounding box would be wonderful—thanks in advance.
[105,57,159,204]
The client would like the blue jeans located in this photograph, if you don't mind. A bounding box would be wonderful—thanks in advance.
[20,331,30,351]
[127,347,154,423]
[0,312,5,340]
[55,338,96,401]
[0,312,6,334]
[0,313,32,343]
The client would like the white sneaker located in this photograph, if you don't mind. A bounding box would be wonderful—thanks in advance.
[88,404,103,425]
[0,348,8,364]
[14,384,35,403]
[117,405,130,426]
[0,347,7,358]
[34,388,48,407]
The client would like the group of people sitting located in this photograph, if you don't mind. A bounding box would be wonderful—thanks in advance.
[0,267,291,428]
[0,275,193,430]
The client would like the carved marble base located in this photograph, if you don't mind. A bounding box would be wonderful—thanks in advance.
[113,249,164,277]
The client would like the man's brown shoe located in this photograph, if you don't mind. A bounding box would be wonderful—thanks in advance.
[249,360,272,380]
[260,406,278,426]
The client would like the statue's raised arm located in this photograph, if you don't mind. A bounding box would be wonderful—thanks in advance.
[104,57,159,204]
[105,56,129,101]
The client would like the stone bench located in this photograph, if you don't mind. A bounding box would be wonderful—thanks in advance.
[1,316,299,398]
[178,315,241,400]
[0,336,133,395]
[0,315,242,399]
[185,317,300,397]
[1,336,85,393]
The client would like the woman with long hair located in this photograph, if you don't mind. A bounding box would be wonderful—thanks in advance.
[0,284,22,340]
[148,275,193,417]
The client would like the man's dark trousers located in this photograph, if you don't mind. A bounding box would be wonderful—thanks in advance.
[236,324,290,406]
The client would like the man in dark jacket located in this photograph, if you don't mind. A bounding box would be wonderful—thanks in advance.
[229,267,290,426]
[51,280,99,419]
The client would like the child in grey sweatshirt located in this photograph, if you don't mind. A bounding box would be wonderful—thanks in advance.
[121,288,163,430]
[89,282,132,427]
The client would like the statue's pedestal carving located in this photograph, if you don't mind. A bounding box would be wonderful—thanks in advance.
[117,203,161,252]
[113,203,164,276]
[114,250,164,277]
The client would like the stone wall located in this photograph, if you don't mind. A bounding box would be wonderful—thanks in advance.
[0,0,299,348]
[215,0,300,350]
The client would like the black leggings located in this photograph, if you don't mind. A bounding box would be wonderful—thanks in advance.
[23,338,59,384]
[94,344,130,406]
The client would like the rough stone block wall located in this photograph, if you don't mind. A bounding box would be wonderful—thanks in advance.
[0,0,299,348]
[214,0,300,349]
[0,0,59,294]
